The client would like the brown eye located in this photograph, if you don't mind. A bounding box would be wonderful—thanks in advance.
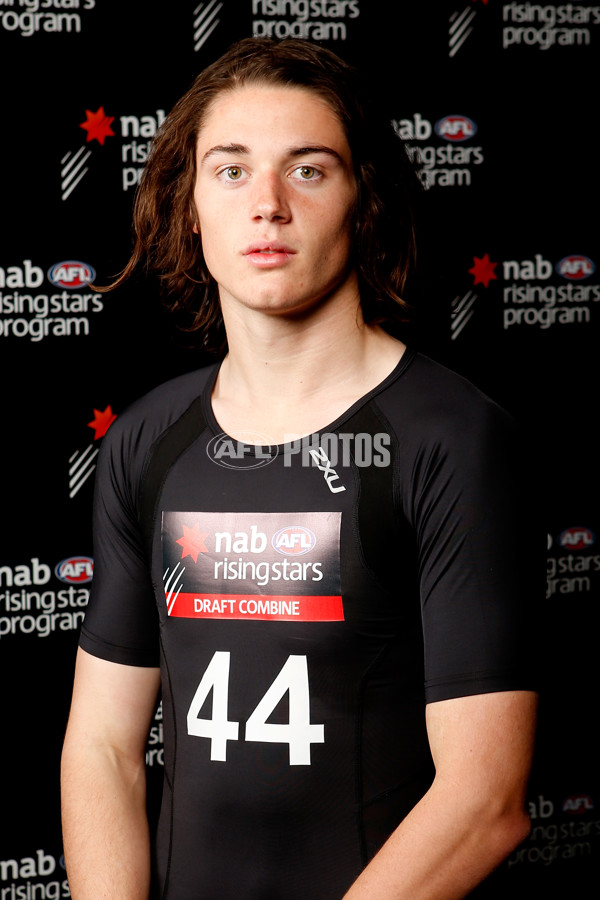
[299,166,316,179]
[226,166,243,180]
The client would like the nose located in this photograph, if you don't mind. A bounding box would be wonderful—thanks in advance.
[251,170,291,222]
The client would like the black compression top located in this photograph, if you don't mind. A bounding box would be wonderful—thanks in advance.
[80,348,536,899]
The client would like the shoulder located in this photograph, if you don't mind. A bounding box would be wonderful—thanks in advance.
[104,364,218,453]
[378,350,516,443]
[94,364,218,508]
[374,351,522,511]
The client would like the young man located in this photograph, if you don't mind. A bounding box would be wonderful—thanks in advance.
[61,38,539,899]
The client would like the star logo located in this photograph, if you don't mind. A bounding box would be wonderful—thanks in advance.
[176,523,209,562]
[87,406,117,440]
[468,253,498,288]
[79,107,115,145]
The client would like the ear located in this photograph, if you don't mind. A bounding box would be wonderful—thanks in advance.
[190,200,200,235]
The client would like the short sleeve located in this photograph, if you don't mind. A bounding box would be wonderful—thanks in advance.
[392,358,542,703]
[79,412,160,667]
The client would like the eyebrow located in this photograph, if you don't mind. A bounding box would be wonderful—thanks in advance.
[201,143,248,163]
[289,145,343,162]
[201,143,344,164]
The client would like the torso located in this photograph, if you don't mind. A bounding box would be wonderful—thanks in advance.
[81,349,533,899]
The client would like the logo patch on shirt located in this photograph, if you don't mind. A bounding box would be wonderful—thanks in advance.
[162,511,343,621]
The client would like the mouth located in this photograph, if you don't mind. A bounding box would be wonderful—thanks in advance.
[243,243,296,267]
[243,243,296,256]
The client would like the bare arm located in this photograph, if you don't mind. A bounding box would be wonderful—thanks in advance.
[343,690,537,900]
[61,648,161,900]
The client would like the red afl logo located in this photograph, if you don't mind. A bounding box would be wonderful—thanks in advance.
[435,115,477,142]
[55,556,94,584]
[563,794,594,815]
[48,260,96,289]
[556,255,595,281]
[558,527,595,551]
[272,526,317,556]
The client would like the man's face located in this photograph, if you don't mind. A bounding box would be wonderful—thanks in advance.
[193,84,358,321]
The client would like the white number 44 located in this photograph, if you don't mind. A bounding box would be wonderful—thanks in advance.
[186,651,324,765]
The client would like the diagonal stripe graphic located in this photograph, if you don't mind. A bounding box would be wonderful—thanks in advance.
[164,563,186,615]
[449,8,477,57]
[164,562,185,597]
[69,444,97,475]
[68,446,100,498]
[193,0,223,51]
[451,291,478,340]
[61,147,92,200]
[61,146,88,176]
[450,6,474,35]
[62,154,90,190]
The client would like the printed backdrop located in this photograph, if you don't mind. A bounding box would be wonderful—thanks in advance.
[1,1,597,895]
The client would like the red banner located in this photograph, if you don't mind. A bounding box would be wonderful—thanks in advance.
[167,592,344,621]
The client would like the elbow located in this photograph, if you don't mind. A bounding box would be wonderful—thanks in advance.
[505,806,532,850]
[487,804,532,865]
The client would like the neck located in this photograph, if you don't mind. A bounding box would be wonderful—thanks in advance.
[211,290,405,443]
[218,279,385,399]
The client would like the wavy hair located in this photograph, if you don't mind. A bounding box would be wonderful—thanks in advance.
[103,37,420,354]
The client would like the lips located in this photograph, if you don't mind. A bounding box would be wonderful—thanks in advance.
[243,242,296,256]
[242,242,296,267]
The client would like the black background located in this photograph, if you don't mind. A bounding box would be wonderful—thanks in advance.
[1,1,598,894]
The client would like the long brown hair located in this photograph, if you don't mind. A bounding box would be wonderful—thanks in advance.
[104,37,419,354]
